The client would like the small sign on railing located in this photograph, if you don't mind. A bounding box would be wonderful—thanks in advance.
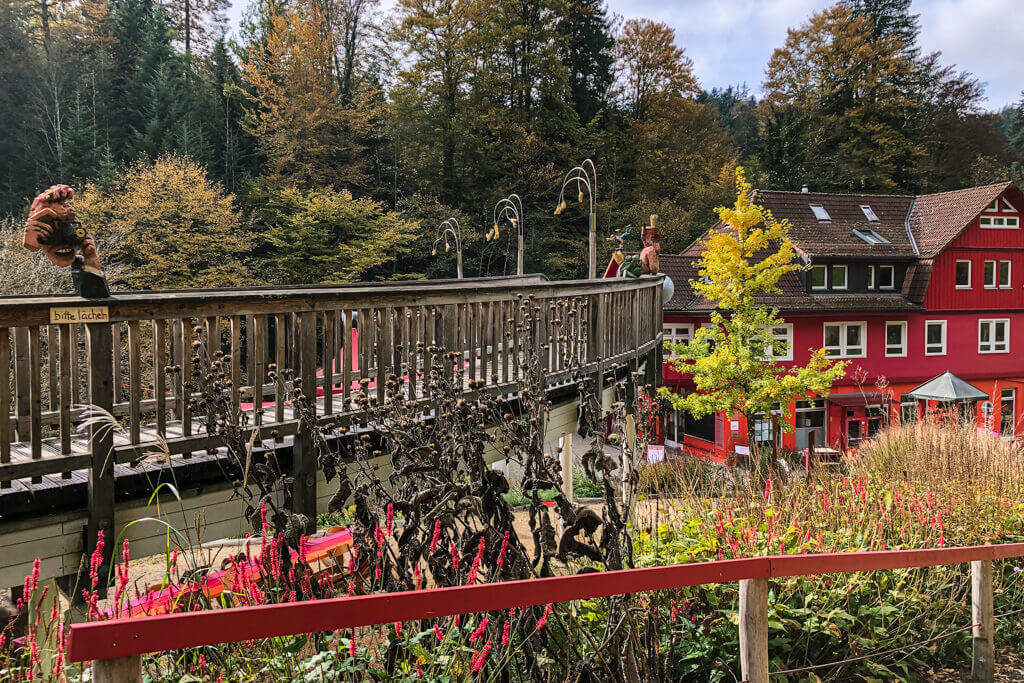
[49,306,109,324]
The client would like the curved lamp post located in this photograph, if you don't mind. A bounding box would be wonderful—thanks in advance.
[490,194,525,275]
[431,218,463,279]
[555,158,597,279]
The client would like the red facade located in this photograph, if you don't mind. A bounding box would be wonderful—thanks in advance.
[657,183,1024,462]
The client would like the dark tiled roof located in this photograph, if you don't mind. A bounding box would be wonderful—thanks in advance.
[754,191,916,258]
[908,182,1012,257]
[659,254,698,311]
[902,258,933,304]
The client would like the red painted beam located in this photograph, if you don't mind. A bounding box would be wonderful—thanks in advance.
[68,543,1024,663]
[68,557,769,662]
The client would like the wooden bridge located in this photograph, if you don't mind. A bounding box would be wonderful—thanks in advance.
[0,274,663,588]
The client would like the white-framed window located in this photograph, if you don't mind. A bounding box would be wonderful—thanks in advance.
[1000,260,1012,289]
[663,324,694,357]
[853,228,889,244]
[984,260,997,289]
[925,320,947,356]
[823,322,866,358]
[980,215,1020,229]
[1004,198,1018,212]
[868,265,875,289]
[810,265,827,290]
[761,324,793,361]
[955,260,971,289]
[885,321,907,357]
[877,265,894,290]
[860,205,879,222]
[832,265,848,290]
[810,204,831,221]
[979,319,1009,354]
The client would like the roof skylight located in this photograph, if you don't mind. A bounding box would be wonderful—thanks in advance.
[809,204,831,221]
[860,205,879,222]
[853,228,890,245]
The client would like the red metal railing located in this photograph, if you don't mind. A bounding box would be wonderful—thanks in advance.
[68,542,1024,676]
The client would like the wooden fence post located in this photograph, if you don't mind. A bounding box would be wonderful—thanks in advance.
[972,559,994,683]
[86,321,116,593]
[739,577,769,683]
[293,311,317,520]
[93,655,142,683]
[560,433,573,503]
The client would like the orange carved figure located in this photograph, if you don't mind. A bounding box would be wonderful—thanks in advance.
[24,184,109,297]
[640,217,660,275]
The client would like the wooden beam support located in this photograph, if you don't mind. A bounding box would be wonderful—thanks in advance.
[972,559,994,683]
[739,577,769,683]
[86,321,115,594]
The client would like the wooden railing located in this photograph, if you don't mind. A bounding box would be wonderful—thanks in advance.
[66,542,1024,682]
[0,274,663,571]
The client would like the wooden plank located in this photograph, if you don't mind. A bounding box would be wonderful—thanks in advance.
[252,315,266,427]
[274,313,286,430]
[127,321,142,445]
[0,327,10,488]
[13,327,29,441]
[739,577,769,683]
[393,306,404,390]
[512,299,520,381]
[341,310,352,409]
[111,323,121,405]
[323,310,336,415]
[229,316,241,419]
[406,307,417,400]
[179,319,192,457]
[58,325,72,467]
[153,320,167,437]
[377,307,388,405]
[28,326,42,482]
[70,324,81,405]
[93,655,142,683]
[47,325,58,410]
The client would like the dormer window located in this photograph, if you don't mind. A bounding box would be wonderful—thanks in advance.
[980,215,1019,229]
[810,264,827,290]
[860,205,879,222]
[809,204,831,222]
[853,228,890,244]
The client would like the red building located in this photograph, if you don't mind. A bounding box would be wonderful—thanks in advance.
[659,181,1024,462]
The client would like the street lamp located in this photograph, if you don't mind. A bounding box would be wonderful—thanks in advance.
[555,158,597,279]
[431,218,463,279]
[490,194,525,275]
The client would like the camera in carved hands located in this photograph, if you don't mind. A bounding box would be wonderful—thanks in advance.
[23,184,110,298]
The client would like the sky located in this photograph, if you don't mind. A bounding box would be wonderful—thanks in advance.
[226,0,1021,110]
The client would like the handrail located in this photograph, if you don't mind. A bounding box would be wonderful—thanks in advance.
[67,542,1024,667]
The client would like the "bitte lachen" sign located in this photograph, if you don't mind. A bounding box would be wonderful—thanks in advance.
[49,306,110,324]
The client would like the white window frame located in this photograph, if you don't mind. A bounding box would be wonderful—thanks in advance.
[955,260,971,290]
[984,260,997,289]
[761,324,793,362]
[884,321,907,357]
[1001,388,1016,438]
[925,320,947,356]
[810,204,831,221]
[868,265,875,289]
[877,265,895,290]
[810,264,827,290]
[823,321,867,358]
[979,318,1009,354]
[663,323,694,357]
[1004,197,1018,212]
[832,265,848,290]
[1000,260,1012,289]
[860,205,879,222]
[980,215,1020,229]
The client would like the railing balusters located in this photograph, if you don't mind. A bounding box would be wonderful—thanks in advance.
[323,310,336,415]
[154,320,167,438]
[28,326,42,482]
[127,321,142,445]
[341,310,352,410]
[179,319,192,458]
[47,325,58,412]
[252,315,265,428]
[59,325,72,468]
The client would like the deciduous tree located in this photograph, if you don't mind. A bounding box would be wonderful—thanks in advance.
[614,18,698,120]
[662,168,847,451]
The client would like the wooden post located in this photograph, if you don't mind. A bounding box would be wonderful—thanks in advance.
[86,322,116,594]
[739,577,769,683]
[93,655,142,683]
[560,432,573,503]
[623,415,636,505]
[972,559,994,683]
[294,311,317,519]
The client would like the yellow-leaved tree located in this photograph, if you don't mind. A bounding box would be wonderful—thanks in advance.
[75,153,249,290]
[661,167,847,453]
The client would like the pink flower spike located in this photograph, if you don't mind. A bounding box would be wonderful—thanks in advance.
[472,640,493,672]
[349,629,357,657]
[433,624,445,641]
[469,617,489,643]
[430,519,442,553]
[501,619,511,646]
[496,530,509,567]
[535,603,553,631]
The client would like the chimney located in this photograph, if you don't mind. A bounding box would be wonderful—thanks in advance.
[801,184,809,193]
